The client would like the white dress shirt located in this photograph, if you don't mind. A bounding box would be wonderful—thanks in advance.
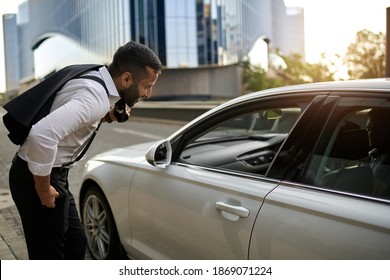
[18,66,119,176]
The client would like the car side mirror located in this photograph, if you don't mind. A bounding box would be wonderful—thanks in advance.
[262,109,282,120]
[145,139,172,168]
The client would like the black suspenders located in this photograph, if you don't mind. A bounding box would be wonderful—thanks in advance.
[61,75,109,168]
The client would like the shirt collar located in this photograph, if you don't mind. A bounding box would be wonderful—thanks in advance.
[99,66,119,97]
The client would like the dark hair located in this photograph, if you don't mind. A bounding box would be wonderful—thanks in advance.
[108,41,162,79]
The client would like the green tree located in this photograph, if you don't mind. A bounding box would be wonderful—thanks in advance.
[281,52,335,84]
[343,29,385,79]
[241,60,283,93]
[242,52,336,93]
[305,53,336,82]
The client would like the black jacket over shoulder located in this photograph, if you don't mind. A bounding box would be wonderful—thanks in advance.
[2,64,103,145]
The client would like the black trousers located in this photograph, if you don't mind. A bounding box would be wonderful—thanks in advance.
[9,155,86,260]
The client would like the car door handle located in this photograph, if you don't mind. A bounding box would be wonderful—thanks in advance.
[216,202,249,218]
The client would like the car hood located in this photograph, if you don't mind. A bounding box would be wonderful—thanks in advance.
[89,141,156,165]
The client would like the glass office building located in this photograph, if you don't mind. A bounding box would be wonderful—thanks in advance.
[2,14,19,91]
[3,0,304,94]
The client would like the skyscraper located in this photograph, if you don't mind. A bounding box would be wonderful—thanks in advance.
[2,14,19,91]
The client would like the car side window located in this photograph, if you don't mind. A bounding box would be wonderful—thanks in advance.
[178,105,304,175]
[302,96,390,200]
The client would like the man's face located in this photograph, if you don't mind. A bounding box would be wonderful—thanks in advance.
[120,66,160,107]
[120,82,140,107]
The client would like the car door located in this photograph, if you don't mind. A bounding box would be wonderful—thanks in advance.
[251,93,390,259]
[127,92,320,259]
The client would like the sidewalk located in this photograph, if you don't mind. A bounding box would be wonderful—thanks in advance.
[0,106,28,259]
[0,188,94,260]
[0,188,27,260]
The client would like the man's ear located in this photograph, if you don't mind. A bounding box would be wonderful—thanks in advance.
[121,72,133,87]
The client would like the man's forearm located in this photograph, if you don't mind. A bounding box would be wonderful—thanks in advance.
[33,174,59,208]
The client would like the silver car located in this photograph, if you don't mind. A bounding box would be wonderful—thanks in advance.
[79,79,390,260]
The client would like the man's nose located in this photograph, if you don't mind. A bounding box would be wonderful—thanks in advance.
[143,88,152,99]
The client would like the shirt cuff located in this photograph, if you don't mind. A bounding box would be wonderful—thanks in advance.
[25,156,53,176]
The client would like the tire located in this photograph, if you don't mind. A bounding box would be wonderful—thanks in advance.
[81,186,125,260]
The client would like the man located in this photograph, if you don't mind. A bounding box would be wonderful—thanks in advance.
[367,108,390,198]
[9,41,162,259]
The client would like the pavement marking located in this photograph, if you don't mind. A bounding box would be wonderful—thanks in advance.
[112,128,162,140]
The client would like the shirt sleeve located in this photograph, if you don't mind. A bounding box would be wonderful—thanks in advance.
[25,85,109,176]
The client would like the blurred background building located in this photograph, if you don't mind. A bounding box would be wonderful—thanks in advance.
[2,0,304,99]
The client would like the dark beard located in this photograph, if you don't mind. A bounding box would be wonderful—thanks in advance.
[119,82,140,107]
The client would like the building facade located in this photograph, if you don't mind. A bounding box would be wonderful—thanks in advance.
[3,0,304,98]
[2,14,20,91]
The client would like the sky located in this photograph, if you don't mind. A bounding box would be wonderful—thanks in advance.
[0,0,390,92]
[285,0,390,62]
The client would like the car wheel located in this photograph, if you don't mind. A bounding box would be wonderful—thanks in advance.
[81,187,124,260]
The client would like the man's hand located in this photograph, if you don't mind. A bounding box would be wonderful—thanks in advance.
[103,105,131,123]
[34,175,60,208]
[113,99,130,122]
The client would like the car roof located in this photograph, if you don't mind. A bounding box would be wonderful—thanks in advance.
[225,78,390,107]
[253,77,390,96]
